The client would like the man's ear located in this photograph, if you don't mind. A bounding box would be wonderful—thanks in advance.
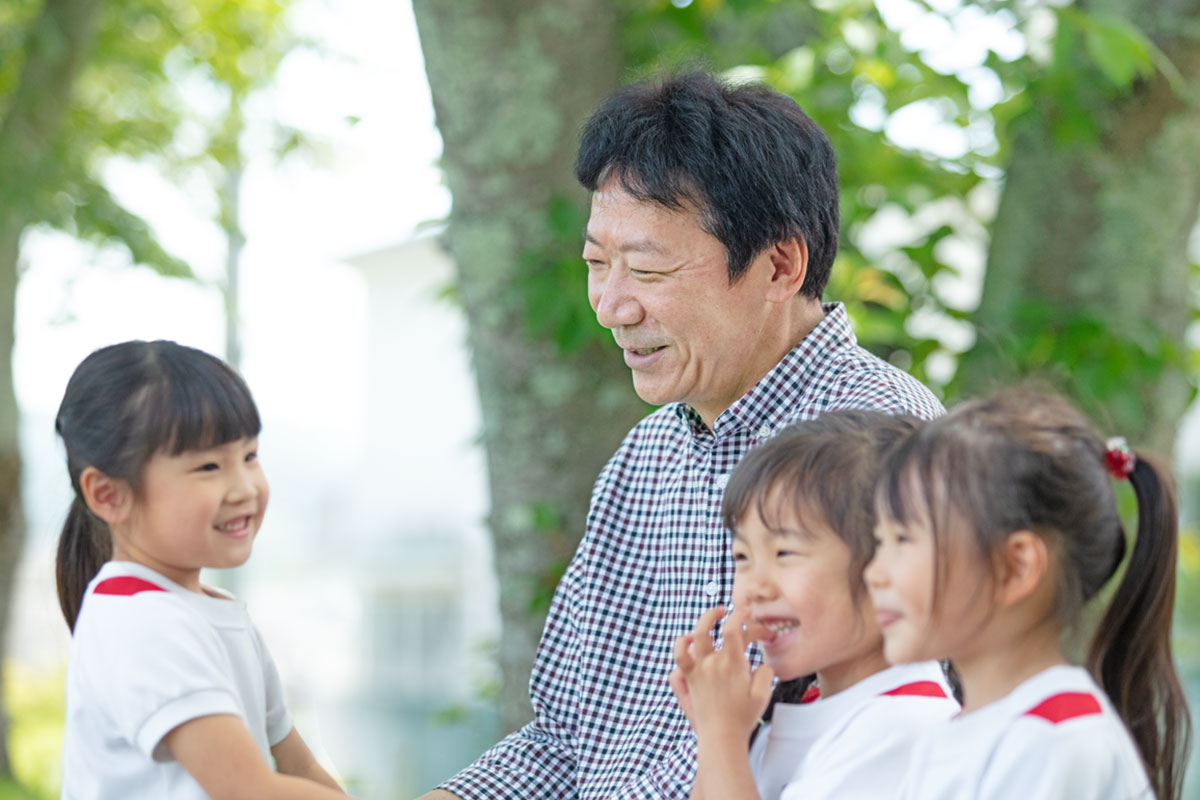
[765,236,808,302]
[80,466,132,527]
[996,530,1049,608]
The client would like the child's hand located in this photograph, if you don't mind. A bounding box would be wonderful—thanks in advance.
[670,605,774,745]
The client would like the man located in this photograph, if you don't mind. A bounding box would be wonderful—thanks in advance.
[421,70,943,800]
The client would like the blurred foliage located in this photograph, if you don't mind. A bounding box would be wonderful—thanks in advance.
[0,664,63,800]
[512,0,1194,402]
[0,0,304,279]
[0,0,304,779]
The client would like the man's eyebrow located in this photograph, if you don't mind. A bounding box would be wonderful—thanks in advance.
[583,231,667,254]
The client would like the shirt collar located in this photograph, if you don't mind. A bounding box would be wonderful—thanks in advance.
[672,303,857,440]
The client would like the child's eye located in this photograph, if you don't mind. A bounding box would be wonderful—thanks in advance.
[244,451,258,463]
[732,551,748,565]
[195,462,219,473]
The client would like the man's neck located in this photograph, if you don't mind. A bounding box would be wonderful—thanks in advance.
[694,298,826,428]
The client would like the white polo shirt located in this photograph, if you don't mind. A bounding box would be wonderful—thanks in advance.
[61,561,293,800]
[897,665,1152,799]
[748,661,959,800]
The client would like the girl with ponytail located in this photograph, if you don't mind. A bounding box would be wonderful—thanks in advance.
[867,389,1191,800]
[56,340,346,799]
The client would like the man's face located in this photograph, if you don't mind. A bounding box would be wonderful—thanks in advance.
[582,179,778,424]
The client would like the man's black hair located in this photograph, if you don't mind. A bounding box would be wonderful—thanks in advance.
[575,70,839,297]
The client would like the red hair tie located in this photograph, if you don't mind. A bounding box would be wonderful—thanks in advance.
[1104,437,1135,480]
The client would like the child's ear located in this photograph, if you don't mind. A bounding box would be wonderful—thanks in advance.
[996,530,1049,607]
[79,467,132,526]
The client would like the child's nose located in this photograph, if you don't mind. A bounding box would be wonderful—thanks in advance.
[226,467,259,502]
[864,552,886,588]
[743,567,779,601]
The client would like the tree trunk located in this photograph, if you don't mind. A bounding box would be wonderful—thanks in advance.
[0,0,104,775]
[958,0,1200,454]
[411,0,645,733]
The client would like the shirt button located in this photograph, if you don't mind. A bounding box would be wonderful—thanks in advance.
[704,580,719,597]
[715,474,729,489]
[757,424,772,438]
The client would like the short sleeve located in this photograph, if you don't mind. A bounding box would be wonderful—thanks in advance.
[253,625,294,746]
[82,594,242,760]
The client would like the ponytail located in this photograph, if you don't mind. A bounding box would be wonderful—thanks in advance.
[1087,454,1191,800]
[56,494,111,632]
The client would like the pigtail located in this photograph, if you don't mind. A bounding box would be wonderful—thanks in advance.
[1087,454,1191,800]
[56,494,111,632]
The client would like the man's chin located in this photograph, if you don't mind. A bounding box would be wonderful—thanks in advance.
[630,378,679,408]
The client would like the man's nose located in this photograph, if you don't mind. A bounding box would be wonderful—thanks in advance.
[591,268,644,330]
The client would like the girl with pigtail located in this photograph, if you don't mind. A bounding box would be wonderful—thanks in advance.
[868,389,1191,800]
[56,340,347,799]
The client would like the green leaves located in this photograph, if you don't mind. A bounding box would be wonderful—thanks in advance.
[1065,9,1156,91]
[510,195,609,356]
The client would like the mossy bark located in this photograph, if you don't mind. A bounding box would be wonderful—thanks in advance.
[958,0,1200,454]
[0,0,104,774]
[412,0,644,734]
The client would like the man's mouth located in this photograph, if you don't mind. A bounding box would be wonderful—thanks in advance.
[625,346,666,356]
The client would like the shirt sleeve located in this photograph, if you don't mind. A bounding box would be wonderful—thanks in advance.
[85,595,242,761]
[439,560,584,800]
[252,624,294,747]
[609,730,696,800]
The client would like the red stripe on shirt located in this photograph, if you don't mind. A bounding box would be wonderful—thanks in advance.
[93,576,166,596]
[799,685,821,704]
[1024,692,1102,724]
[882,680,948,699]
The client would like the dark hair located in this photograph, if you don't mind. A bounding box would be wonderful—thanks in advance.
[575,70,839,297]
[55,340,261,631]
[723,409,923,732]
[876,389,1191,800]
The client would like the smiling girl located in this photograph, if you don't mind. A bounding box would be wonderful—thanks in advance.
[56,340,346,800]
[867,390,1191,800]
[669,410,958,800]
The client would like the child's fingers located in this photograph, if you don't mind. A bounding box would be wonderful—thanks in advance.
[722,604,752,653]
[689,606,725,656]
[667,666,687,703]
[750,663,776,713]
[740,616,768,644]
[673,633,695,672]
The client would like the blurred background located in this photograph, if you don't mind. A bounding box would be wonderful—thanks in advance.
[2,0,1199,797]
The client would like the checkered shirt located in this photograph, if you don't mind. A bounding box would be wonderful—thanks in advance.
[441,303,945,800]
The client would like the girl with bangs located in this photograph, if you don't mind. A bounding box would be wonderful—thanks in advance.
[867,389,1191,800]
[670,410,959,799]
[56,340,346,799]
